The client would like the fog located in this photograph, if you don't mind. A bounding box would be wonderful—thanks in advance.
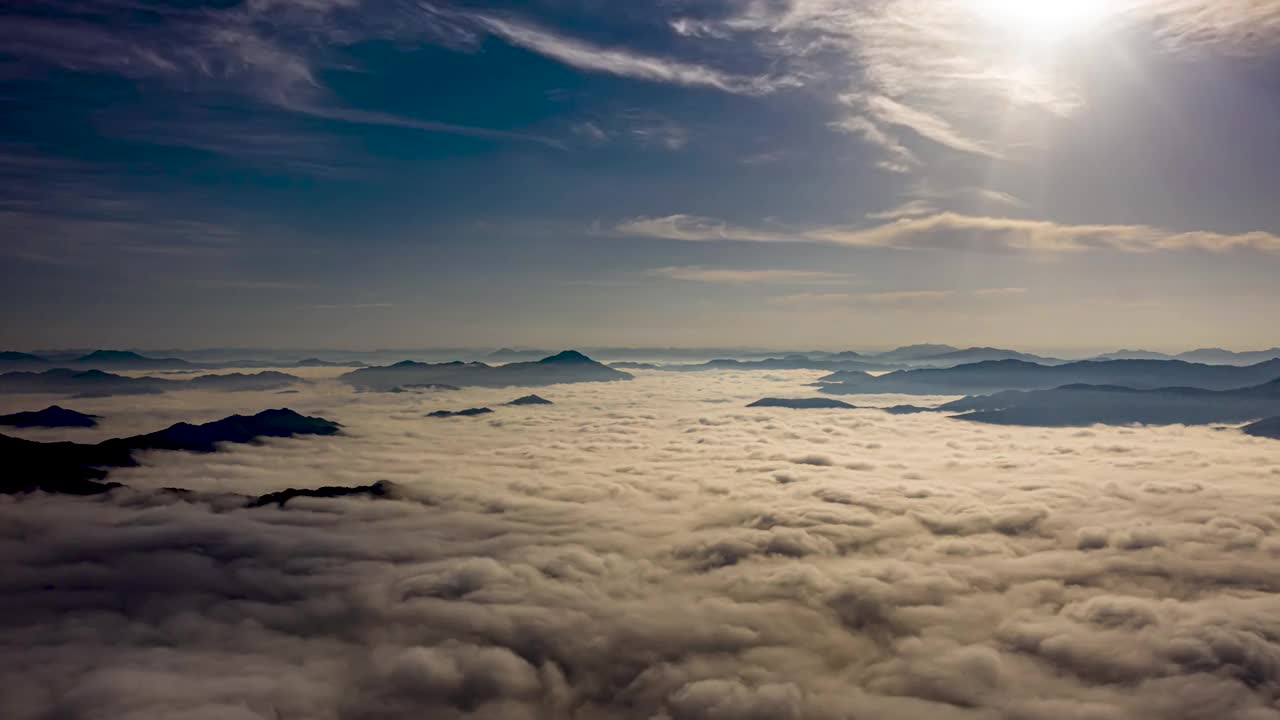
[3,370,1279,719]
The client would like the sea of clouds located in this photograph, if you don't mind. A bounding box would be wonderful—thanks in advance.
[2,369,1280,720]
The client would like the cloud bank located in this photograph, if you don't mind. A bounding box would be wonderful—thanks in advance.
[618,213,1280,254]
[2,370,1280,718]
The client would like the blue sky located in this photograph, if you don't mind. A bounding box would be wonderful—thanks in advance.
[2,0,1279,352]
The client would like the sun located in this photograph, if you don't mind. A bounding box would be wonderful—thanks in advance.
[973,0,1114,42]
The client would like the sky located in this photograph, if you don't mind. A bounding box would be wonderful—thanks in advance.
[2,0,1279,352]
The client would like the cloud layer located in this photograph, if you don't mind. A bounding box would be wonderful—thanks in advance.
[618,212,1280,254]
[3,369,1280,718]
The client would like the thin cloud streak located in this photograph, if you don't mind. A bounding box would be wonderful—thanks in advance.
[769,289,1023,307]
[687,0,1280,182]
[649,266,853,285]
[619,213,1280,254]
[471,14,797,96]
[0,0,562,151]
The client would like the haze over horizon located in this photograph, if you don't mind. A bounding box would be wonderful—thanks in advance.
[3,0,1280,350]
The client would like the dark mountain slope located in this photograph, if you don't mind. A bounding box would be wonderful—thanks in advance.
[1243,417,1280,440]
[2,409,340,495]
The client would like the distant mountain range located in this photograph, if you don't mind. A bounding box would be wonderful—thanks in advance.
[487,348,556,362]
[1090,348,1280,365]
[341,351,632,391]
[73,349,192,368]
[0,368,301,397]
[869,344,960,362]
[2,408,340,495]
[938,379,1280,427]
[294,358,368,368]
[914,347,1061,364]
[5,345,1278,374]
[606,347,1066,373]
[818,358,1280,396]
[0,349,368,371]
[647,356,899,373]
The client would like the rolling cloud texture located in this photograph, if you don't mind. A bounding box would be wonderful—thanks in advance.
[2,369,1279,719]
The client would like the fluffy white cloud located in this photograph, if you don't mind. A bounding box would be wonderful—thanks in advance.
[2,368,1280,718]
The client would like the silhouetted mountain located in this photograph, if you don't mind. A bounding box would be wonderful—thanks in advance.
[427,407,493,418]
[0,351,46,362]
[653,356,897,373]
[0,368,301,396]
[748,398,939,414]
[916,347,1061,364]
[870,344,960,361]
[0,351,50,370]
[1091,349,1176,361]
[109,408,340,454]
[2,408,340,495]
[0,368,172,396]
[939,379,1280,427]
[1176,347,1280,365]
[0,405,100,428]
[248,480,396,508]
[818,358,1280,396]
[341,351,631,391]
[882,405,939,415]
[73,349,192,369]
[538,350,595,364]
[815,370,875,384]
[610,362,661,370]
[748,398,857,409]
[186,372,302,392]
[806,351,867,361]
[488,348,555,362]
[1243,417,1280,440]
[508,395,553,406]
[295,358,368,367]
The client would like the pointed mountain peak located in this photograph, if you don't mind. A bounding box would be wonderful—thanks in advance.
[538,350,594,364]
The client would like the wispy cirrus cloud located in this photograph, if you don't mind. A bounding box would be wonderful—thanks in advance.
[859,94,999,159]
[680,0,1280,180]
[618,212,1280,254]
[770,290,956,307]
[616,214,797,244]
[0,0,560,154]
[649,266,852,285]
[1140,0,1280,55]
[311,302,395,310]
[0,144,247,264]
[470,13,796,96]
[769,287,1031,307]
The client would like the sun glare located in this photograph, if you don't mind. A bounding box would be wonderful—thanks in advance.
[974,0,1114,42]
